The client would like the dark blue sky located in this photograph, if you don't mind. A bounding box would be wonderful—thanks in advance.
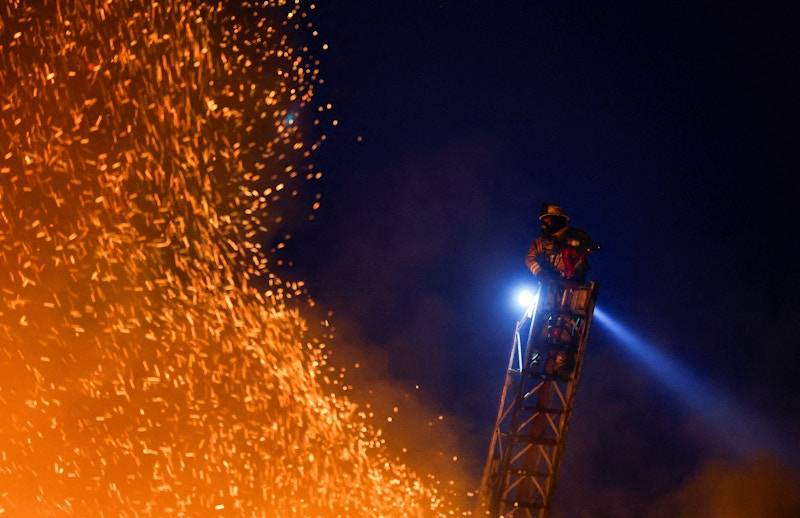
[287,1,799,514]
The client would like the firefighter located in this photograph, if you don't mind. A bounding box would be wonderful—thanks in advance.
[525,203,598,380]
[525,203,597,284]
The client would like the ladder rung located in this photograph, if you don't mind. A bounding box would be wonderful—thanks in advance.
[505,499,545,510]
[523,406,564,415]
[525,370,573,382]
[504,433,558,446]
[512,468,552,478]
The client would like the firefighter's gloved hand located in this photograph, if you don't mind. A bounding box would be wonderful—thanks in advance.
[536,268,561,283]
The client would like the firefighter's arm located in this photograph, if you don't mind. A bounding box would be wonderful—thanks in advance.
[569,228,600,253]
[525,239,548,278]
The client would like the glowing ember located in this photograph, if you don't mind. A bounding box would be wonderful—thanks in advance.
[0,1,454,515]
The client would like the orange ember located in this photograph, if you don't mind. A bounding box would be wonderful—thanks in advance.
[0,1,456,515]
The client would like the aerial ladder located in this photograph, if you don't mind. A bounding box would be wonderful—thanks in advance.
[477,280,599,517]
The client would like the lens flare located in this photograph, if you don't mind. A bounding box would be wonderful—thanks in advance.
[593,307,787,461]
[0,1,457,515]
[515,288,538,309]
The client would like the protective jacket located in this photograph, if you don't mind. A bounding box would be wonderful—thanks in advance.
[525,226,596,284]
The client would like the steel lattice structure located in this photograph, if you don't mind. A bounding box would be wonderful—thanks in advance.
[478,281,599,517]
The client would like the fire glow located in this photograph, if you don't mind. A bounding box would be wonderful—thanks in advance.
[0,1,454,515]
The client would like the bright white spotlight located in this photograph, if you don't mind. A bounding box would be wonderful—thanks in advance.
[515,288,538,309]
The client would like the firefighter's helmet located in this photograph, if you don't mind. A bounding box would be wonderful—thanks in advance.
[539,203,570,221]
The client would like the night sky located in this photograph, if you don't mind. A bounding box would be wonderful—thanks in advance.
[288,2,800,515]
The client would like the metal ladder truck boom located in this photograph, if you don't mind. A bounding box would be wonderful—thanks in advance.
[477,280,599,517]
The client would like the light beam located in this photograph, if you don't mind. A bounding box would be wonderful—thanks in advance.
[593,306,789,461]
